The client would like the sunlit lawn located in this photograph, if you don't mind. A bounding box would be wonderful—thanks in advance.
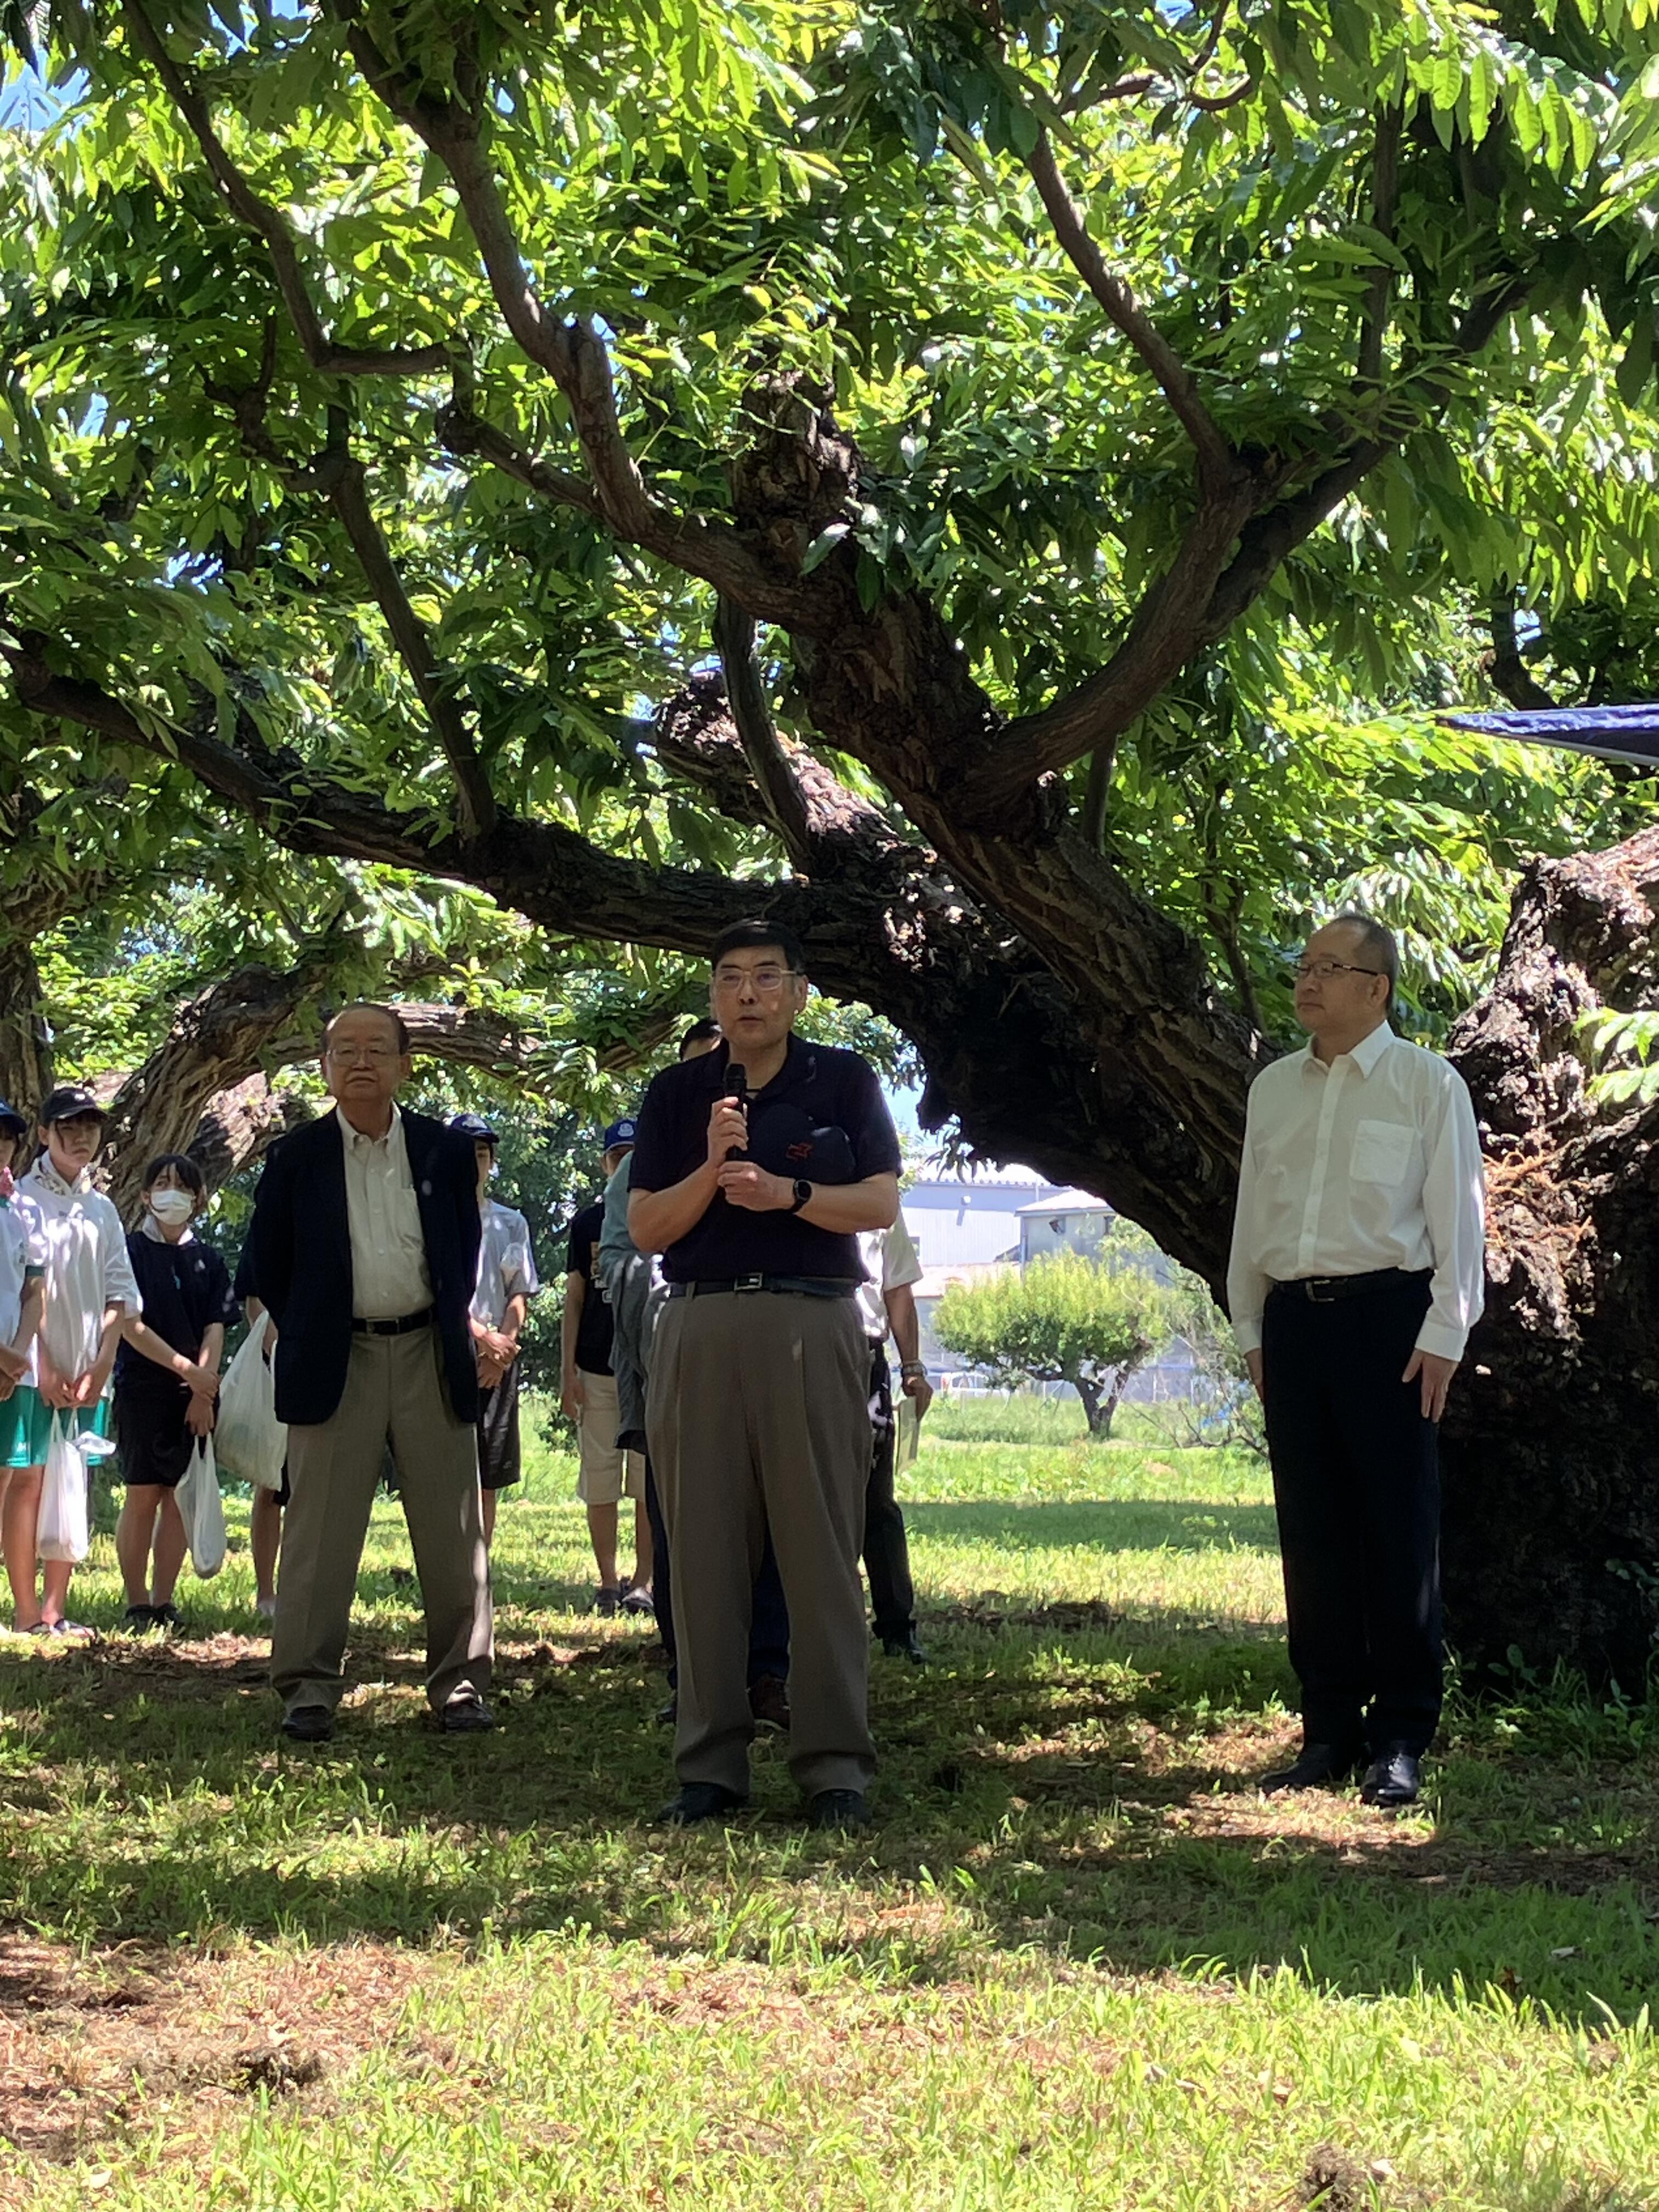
[3,1401,1657,2209]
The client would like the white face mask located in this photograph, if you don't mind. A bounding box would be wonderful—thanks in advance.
[149,1189,195,1227]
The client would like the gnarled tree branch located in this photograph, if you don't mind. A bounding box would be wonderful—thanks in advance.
[712,599,811,868]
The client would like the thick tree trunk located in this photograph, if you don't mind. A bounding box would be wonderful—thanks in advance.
[0,934,53,1115]
[1441,825,1659,1683]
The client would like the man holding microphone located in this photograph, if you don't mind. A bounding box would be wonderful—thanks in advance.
[628,920,900,1831]
[1227,913,1485,1808]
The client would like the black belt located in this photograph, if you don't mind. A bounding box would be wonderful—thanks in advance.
[666,1276,858,1300]
[1268,1268,1430,1305]
[351,1306,434,1335]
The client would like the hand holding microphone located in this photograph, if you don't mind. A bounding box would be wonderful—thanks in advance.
[706,1062,749,1170]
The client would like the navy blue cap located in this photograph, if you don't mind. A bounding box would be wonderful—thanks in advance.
[0,1097,26,1138]
[41,1085,106,1124]
[450,1111,499,1143]
[603,1118,638,1152]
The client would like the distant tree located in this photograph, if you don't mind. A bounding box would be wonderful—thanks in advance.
[934,1250,1173,1438]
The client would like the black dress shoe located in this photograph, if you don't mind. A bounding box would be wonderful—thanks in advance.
[879,1628,928,1666]
[440,1696,495,1734]
[280,1705,335,1744]
[1361,1746,1422,1806]
[806,1788,872,1832]
[123,1604,157,1632]
[657,1783,747,1827]
[1259,1741,1361,1794]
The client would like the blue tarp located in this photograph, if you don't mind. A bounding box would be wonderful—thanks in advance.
[1445,706,1659,768]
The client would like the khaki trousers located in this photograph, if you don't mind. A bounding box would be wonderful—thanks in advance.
[272,1327,492,1716]
[648,1289,874,1798]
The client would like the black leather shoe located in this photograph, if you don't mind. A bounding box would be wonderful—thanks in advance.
[658,1783,747,1827]
[123,1604,157,1632]
[806,1788,872,1832]
[440,1696,495,1734]
[1361,1746,1423,1806]
[1259,1741,1361,1794]
[879,1629,928,1665]
[280,1705,334,1744]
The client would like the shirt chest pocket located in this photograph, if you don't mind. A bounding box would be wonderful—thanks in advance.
[1351,1118,1415,1186]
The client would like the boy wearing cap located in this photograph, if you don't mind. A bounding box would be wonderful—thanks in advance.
[562,1120,651,1615]
[0,1099,47,1537]
[453,1115,541,1548]
[7,1087,140,1634]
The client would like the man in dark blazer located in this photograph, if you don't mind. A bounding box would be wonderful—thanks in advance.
[249,1002,490,1743]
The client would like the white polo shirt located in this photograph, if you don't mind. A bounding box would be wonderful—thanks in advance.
[471,1199,540,1330]
[18,1155,142,1386]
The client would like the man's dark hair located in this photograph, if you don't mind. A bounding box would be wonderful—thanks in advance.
[140,1152,207,1200]
[678,1018,721,1058]
[321,1002,413,1053]
[708,918,806,974]
[1331,912,1400,1008]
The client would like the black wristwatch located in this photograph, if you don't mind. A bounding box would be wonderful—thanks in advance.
[789,1178,812,1213]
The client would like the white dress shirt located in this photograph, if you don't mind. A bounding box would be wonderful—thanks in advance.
[1226,1023,1486,1363]
[855,1212,923,1343]
[340,1105,432,1321]
[18,1156,143,1385]
[471,1199,540,1330]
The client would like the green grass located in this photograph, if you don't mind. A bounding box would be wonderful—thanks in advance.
[4,1412,1659,2209]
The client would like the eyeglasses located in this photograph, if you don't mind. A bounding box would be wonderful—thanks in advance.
[712,966,797,994]
[1288,959,1383,983]
[326,1042,400,1063]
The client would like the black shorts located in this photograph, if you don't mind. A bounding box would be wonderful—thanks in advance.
[115,1385,196,1489]
[478,1360,522,1491]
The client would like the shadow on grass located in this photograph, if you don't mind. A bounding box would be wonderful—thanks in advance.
[904,1499,1280,1554]
[5,1606,1659,2030]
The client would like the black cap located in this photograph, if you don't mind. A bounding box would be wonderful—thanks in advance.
[0,1098,26,1139]
[450,1111,499,1143]
[40,1085,106,1125]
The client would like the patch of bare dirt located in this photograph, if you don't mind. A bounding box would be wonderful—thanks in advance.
[0,1932,425,2166]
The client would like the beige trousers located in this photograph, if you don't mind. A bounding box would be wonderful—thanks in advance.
[271,1327,492,1716]
[648,1289,874,1798]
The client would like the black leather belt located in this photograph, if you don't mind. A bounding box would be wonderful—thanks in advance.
[352,1306,434,1335]
[1268,1268,1430,1305]
[666,1276,857,1300]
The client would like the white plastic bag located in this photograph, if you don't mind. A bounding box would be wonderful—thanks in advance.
[177,1436,227,1578]
[214,1313,286,1491]
[37,1413,91,1564]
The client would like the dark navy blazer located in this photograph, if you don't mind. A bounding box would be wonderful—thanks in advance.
[247,1108,482,1427]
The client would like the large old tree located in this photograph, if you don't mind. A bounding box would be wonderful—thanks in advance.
[3,0,1659,1673]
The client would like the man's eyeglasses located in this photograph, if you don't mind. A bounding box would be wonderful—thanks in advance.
[326,1042,400,1063]
[712,966,797,994]
[1288,958,1383,983]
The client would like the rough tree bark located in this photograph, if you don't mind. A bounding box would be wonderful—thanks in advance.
[0,935,53,1116]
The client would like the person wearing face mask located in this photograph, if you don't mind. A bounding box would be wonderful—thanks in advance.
[8,1087,142,1636]
[0,1099,47,1543]
[114,1154,238,1630]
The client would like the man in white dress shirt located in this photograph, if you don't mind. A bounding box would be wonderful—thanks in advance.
[1227,915,1485,1807]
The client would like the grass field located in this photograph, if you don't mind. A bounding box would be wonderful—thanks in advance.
[3,1407,1657,2210]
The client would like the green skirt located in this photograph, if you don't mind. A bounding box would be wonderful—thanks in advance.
[0,1386,111,1470]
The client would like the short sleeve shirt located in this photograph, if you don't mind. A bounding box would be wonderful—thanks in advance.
[628,1035,902,1283]
[564,1200,614,1374]
[472,1200,540,1330]
[114,1230,238,1396]
[854,1211,923,1340]
[0,1190,44,1349]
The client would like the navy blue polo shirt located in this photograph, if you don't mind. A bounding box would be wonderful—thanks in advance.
[628,1035,900,1284]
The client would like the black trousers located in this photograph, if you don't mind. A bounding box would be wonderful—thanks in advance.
[864,1345,916,1639]
[644,1455,790,1690]
[1261,1272,1442,1758]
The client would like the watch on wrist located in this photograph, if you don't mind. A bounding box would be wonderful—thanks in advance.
[789,1178,812,1213]
[900,1360,928,1378]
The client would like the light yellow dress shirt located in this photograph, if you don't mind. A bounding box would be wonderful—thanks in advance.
[340,1104,432,1321]
[1226,1023,1486,1363]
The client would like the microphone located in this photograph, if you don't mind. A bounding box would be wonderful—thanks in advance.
[723,1063,748,1159]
